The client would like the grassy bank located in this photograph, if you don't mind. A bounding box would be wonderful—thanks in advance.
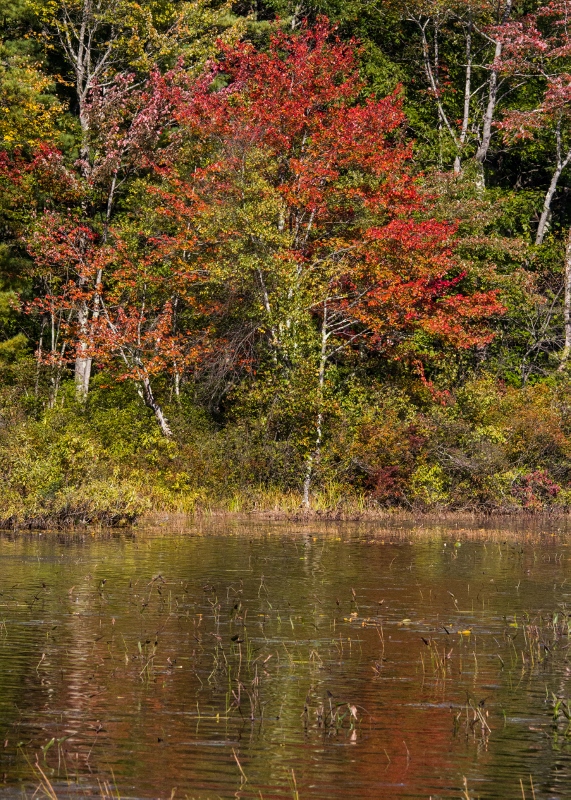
[3,369,571,529]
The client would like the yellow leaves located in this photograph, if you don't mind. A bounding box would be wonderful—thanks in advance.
[0,58,62,149]
[474,424,507,445]
[28,0,245,79]
[23,0,60,25]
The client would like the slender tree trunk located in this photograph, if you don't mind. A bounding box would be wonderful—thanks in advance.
[75,289,92,400]
[65,1,98,398]
[75,101,92,399]
[454,21,472,175]
[257,267,280,364]
[302,303,328,509]
[535,140,571,245]
[35,318,46,397]
[50,342,67,409]
[535,167,563,246]
[474,0,512,186]
[418,20,459,151]
[73,5,93,396]
[74,173,115,400]
[73,278,94,402]
[75,265,104,399]
[474,39,501,173]
[559,228,571,370]
[58,0,119,399]
[140,376,172,438]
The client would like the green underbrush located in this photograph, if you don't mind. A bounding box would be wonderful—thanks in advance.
[2,366,571,528]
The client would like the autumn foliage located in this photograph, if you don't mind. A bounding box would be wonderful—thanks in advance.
[10,4,571,519]
[177,22,503,355]
[20,21,504,441]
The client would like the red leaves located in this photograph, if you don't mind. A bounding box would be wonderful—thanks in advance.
[166,19,504,364]
[82,69,180,186]
[182,20,411,218]
[23,19,504,390]
[496,1,571,138]
[190,20,364,147]
[28,214,104,277]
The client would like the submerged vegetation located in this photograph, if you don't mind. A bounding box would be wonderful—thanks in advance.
[3,0,571,523]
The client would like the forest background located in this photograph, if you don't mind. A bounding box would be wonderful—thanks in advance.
[1,0,571,525]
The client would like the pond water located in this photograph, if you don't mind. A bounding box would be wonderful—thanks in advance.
[0,519,570,799]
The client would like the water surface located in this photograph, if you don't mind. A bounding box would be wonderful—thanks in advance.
[0,519,570,799]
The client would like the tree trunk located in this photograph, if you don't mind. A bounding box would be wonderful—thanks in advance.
[418,20,459,152]
[474,0,512,186]
[70,3,94,396]
[535,144,571,245]
[35,318,46,397]
[73,168,114,401]
[75,292,92,400]
[257,267,280,363]
[302,303,328,509]
[559,227,571,370]
[474,37,501,174]
[50,342,67,409]
[454,21,472,176]
[74,101,92,399]
[74,352,91,400]
[140,376,172,438]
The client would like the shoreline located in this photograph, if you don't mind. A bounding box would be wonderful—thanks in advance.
[2,506,571,533]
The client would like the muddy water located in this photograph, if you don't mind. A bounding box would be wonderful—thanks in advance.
[0,520,570,799]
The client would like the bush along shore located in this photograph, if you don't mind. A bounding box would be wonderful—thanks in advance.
[3,5,571,526]
[2,373,571,528]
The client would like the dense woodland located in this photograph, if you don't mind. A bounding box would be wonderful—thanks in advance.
[1,0,571,524]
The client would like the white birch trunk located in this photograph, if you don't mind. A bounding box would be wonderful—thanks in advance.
[454,22,472,175]
[302,303,328,509]
[473,0,512,187]
[74,292,92,400]
[140,376,173,438]
[67,0,114,398]
[74,82,93,398]
[474,37,502,174]
[535,140,571,246]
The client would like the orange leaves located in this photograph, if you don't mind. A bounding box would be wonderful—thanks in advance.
[164,19,504,367]
[28,214,107,278]
[22,19,505,393]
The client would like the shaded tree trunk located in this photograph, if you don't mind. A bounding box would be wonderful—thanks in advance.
[559,227,571,369]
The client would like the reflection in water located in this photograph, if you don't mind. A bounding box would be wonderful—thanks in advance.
[0,521,569,798]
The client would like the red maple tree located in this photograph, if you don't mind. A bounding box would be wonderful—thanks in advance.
[24,20,504,441]
[167,20,503,368]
